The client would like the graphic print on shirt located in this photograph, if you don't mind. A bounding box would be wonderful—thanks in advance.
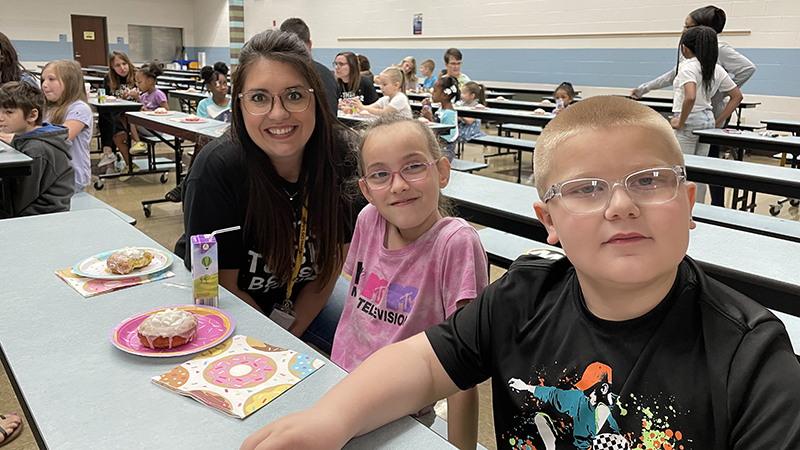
[506,362,688,450]
[348,260,418,326]
[243,217,318,293]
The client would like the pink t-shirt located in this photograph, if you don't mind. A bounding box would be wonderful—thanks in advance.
[331,204,489,373]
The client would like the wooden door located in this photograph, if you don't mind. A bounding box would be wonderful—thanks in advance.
[70,15,108,67]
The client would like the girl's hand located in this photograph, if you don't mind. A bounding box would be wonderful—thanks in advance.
[421,98,431,107]
[670,116,681,130]
[630,88,641,100]
[351,98,364,109]
[420,107,433,121]
[338,99,348,111]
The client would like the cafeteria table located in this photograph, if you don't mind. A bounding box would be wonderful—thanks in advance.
[0,209,458,449]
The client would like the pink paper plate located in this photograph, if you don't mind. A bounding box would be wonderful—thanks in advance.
[110,305,234,357]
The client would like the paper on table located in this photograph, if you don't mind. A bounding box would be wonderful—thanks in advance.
[55,268,174,297]
[151,335,324,419]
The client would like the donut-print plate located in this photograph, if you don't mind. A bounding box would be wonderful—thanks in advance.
[110,305,235,357]
[73,248,173,279]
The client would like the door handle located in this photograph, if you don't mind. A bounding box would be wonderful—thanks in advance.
[75,53,81,57]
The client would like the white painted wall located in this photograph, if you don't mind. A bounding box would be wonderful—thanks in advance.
[193,0,230,48]
[0,0,197,46]
[244,0,800,50]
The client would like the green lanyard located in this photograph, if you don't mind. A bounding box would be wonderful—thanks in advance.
[280,202,307,312]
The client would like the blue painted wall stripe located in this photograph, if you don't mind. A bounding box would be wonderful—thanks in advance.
[229,21,244,28]
[228,0,243,6]
[13,39,799,97]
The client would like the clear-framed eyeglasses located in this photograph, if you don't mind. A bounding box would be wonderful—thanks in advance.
[361,160,439,190]
[542,166,687,215]
[237,88,315,115]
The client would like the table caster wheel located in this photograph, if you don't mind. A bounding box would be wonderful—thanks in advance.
[160,172,169,184]
[94,179,104,190]
[143,205,152,217]
[769,204,781,216]
[790,199,799,207]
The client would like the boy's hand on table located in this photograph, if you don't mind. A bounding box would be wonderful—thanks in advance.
[240,408,350,450]
[0,132,14,144]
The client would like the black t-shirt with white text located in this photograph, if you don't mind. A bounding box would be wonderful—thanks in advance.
[182,134,358,313]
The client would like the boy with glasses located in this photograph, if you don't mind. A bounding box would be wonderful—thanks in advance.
[243,96,800,450]
[443,48,470,88]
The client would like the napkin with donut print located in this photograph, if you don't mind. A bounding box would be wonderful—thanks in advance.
[55,268,175,297]
[152,335,325,418]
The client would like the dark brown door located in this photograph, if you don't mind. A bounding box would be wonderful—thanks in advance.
[70,15,108,67]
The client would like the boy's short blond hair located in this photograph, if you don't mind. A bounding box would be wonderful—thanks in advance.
[533,96,684,198]
[420,59,435,71]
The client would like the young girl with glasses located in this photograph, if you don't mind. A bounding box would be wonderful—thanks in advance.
[330,114,487,450]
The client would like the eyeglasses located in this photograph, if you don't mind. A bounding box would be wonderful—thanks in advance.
[361,160,439,190]
[237,88,315,115]
[447,61,462,67]
[543,166,686,215]
[332,62,347,68]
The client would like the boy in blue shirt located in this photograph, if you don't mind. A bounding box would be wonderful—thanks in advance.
[0,82,73,218]
[242,96,800,450]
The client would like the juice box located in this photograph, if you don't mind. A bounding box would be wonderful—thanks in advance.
[191,234,219,307]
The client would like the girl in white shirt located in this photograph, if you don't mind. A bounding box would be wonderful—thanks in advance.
[671,25,742,203]
[351,67,412,119]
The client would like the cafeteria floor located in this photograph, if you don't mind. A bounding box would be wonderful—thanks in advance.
[2,127,798,450]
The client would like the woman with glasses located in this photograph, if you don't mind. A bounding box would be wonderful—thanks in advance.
[180,29,360,354]
[631,5,755,207]
[333,51,378,106]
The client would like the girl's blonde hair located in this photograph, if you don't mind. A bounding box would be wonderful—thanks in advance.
[352,114,452,216]
[399,56,417,86]
[107,50,136,94]
[43,60,88,126]
[380,66,406,95]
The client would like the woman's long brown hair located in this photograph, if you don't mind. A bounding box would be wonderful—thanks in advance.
[335,51,361,95]
[107,51,137,94]
[231,29,353,289]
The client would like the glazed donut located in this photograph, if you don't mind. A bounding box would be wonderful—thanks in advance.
[203,353,276,389]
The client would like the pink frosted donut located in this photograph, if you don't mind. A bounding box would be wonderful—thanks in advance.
[203,353,276,389]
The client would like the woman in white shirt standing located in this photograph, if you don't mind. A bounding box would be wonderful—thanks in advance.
[671,25,742,203]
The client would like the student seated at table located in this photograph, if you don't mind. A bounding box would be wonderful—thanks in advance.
[242,96,800,450]
[420,76,459,161]
[0,82,74,218]
[197,62,231,122]
[42,60,93,192]
[399,56,419,92]
[113,63,169,172]
[0,32,38,88]
[98,50,138,170]
[357,54,374,82]
[443,48,470,88]
[455,81,486,142]
[349,67,411,119]
[333,51,378,105]
[553,81,576,114]
[164,62,232,203]
[330,114,487,450]
[419,59,437,91]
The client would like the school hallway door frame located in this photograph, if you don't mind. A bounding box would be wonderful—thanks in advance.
[71,15,109,68]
